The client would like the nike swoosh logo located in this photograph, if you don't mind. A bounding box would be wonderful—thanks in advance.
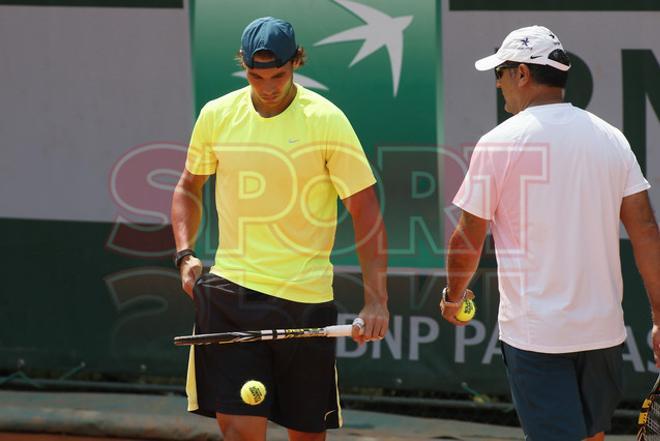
[530,55,542,59]
[324,409,336,420]
[288,138,299,143]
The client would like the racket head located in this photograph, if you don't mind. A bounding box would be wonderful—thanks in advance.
[638,374,660,440]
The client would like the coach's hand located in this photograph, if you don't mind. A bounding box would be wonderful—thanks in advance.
[439,301,466,326]
[353,301,389,345]
[439,290,474,327]
[653,324,660,368]
[180,256,203,299]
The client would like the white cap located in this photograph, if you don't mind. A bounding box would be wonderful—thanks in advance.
[475,25,570,72]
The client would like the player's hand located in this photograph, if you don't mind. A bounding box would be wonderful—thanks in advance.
[353,301,389,345]
[439,290,474,327]
[180,256,203,299]
[652,324,660,368]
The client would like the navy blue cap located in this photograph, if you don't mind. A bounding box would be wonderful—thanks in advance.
[241,17,297,69]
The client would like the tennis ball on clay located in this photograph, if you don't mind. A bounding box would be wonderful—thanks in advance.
[455,298,476,322]
[240,380,266,405]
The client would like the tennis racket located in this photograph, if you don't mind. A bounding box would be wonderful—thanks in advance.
[637,373,660,440]
[174,324,353,346]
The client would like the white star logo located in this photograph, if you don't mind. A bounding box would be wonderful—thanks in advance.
[315,0,413,97]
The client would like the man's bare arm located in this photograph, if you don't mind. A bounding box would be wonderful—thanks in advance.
[621,190,660,366]
[442,210,488,325]
[171,169,210,297]
[342,185,389,344]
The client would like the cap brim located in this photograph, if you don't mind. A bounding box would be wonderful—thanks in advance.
[474,54,505,71]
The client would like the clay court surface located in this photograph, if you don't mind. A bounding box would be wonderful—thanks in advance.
[0,390,638,441]
[0,435,145,441]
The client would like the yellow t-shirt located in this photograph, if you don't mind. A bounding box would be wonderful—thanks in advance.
[185,84,376,303]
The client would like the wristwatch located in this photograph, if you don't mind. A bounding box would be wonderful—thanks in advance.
[174,248,196,269]
[442,287,469,305]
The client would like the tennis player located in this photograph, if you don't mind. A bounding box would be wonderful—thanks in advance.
[171,17,389,441]
[441,26,660,440]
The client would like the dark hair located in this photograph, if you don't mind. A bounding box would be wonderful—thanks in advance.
[527,49,570,88]
[235,47,307,68]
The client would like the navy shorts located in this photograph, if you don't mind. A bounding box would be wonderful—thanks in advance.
[186,273,341,432]
[501,341,624,441]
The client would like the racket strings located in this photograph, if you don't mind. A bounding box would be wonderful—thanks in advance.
[645,399,660,436]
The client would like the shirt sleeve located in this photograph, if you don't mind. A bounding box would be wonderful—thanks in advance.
[452,139,504,220]
[185,105,217,176]
[325,111,376,200]
[622,141,651,197]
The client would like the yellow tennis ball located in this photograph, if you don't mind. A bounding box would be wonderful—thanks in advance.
[240,380,266,405]
[455,299,476,322]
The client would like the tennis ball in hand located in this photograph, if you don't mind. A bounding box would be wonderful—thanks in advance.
[455,299,476,322]
[240,380,266,405]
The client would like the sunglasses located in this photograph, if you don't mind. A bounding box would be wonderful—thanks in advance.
[494,62,521,79]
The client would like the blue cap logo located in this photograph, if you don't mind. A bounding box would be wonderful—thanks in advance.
[241,17,298,69]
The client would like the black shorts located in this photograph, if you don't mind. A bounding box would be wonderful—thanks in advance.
[186,273,341,433]
[501,341,624,440]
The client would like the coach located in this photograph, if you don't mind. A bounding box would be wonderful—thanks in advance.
[441,26,660,441]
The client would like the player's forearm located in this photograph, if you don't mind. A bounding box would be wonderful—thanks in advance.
[353,212,388,305]
[446,227,484,300]
[171,182,203,251]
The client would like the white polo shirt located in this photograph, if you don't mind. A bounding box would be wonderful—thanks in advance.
[453,103,650,353]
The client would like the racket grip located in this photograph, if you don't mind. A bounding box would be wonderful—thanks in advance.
[325,324,353,338]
